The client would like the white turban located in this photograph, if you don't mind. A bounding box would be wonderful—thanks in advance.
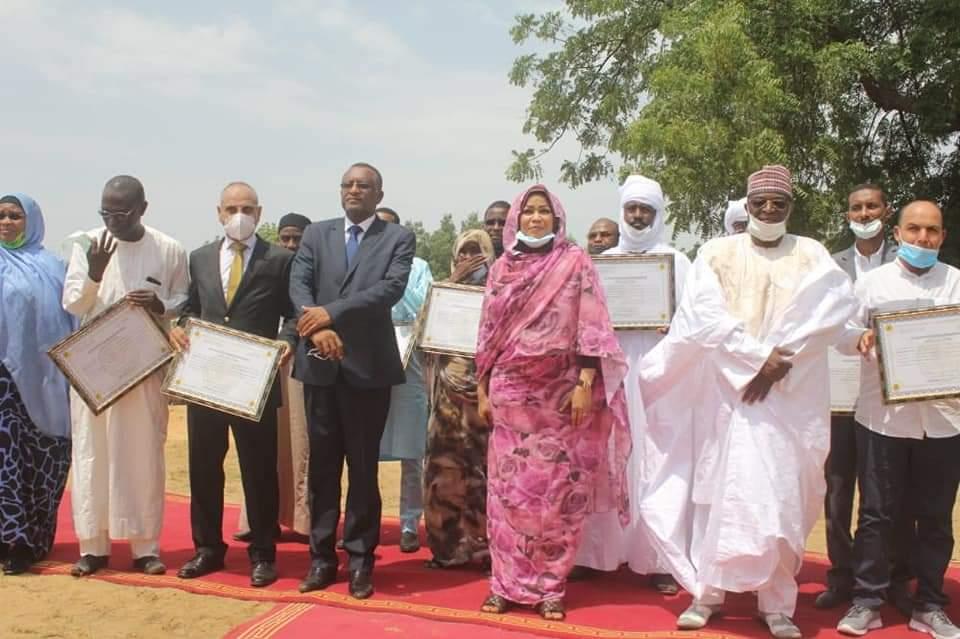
[617,175,667,252]
[723,197,748,235]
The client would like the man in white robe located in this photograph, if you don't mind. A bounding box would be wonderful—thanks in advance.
[835,201,960,639]
[575,175,691,594]
[638,165,856,638]
[724,198,748,235]
[63,175,189,576]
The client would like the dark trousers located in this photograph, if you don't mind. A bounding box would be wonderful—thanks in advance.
[187,405,279,563]
[851,423,960,611]
[824,415,914,591]
[304,379,390,572]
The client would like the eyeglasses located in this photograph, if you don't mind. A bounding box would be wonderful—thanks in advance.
[0,212,24,221]
[340,181,374,191]
[98,208,137,220]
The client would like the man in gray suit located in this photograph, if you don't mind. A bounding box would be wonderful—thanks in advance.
[290,162,415,599]
[171,181,296,588]
[817,183,911,612]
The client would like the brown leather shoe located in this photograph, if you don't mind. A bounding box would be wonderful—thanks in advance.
[71,555,109,577]
[133,556,166,575]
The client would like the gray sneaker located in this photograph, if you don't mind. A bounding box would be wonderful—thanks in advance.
[909,609,960,639]
[837,605,882,636]
[761,613,802,638]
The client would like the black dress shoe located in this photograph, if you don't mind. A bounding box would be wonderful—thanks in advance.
[71,555,109,577]
[177,553,225,579]
[399,531,420,554]
[232,530,253,543]
[299,564,337,593]
[349,569,374,599]
[650,573,680,595]
[251,561,278,587]
[813,586,851,609]
[133,556,167,575]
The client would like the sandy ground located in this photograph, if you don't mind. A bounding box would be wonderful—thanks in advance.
[3,405,958,638]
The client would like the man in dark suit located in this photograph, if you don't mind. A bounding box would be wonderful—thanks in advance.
[290,162,415,599]
[171,181,296,588]
[816,183,911,612]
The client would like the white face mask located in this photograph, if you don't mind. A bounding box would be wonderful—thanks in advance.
[515,230,555,249]
[849,218,883,240]
[621,222,653,244]
[747,215,788,242]
[223,213,257,241]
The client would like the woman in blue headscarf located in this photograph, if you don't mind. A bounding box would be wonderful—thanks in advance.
[0,193,75,575]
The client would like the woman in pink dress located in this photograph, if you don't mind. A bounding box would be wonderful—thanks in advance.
[476,185,631,621]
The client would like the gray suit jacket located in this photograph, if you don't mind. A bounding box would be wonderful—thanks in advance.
[180,235,297,409]
[832,241,899,282]
[289,216,415,388]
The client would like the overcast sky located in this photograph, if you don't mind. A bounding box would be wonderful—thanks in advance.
[2,0,696,254]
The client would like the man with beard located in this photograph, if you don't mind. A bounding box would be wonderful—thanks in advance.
[63,175,189,577]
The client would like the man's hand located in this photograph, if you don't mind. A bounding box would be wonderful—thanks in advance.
[742,346,793,404]
[169,326,190,352]
[449,255,487,284]
[127,289,164,315]
[858,329,875,356]
[309,329,343,360]
[87,230,117,283]
[298,306,332,337]
[279,343,293,367]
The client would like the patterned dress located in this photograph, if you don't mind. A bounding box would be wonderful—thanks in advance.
[476,185,630,606]
[423,354,490,566]
[0,364,71,560]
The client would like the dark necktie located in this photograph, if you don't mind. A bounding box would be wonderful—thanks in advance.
[346,224,362,269]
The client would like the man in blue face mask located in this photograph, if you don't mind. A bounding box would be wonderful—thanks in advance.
[817,184,908,613]
[835,201,960,638]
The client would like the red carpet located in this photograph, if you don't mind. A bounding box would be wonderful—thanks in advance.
[35,493,960,638]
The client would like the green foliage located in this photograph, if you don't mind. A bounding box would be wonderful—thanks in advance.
[258,222,279,244]
[509,0,960,264]
[406,212,484,280]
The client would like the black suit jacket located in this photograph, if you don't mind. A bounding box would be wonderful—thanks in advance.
[290,216,415,388]
[180,235,297,409]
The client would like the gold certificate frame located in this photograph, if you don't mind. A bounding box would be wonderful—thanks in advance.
[48,298,175,415]
[161,319,285,422]
[591,253,677,329]
[417,282,485,358]
[873,304,960,404]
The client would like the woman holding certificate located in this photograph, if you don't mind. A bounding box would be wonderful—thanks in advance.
[422,229,495,569]
[475,185,630,621]
[0,193,74,575]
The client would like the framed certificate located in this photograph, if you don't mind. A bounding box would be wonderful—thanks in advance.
[873,304,960,404]
[592,253,676,329]
[828,348,861,414]
[418,282,484,357]
[161,319,285,422]
[395,321,417,370]
[48,299,174,415]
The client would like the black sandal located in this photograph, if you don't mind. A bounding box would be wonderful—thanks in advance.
[536,599,566,621]
[481,593,510,614]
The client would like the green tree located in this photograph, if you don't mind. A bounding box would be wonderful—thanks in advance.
[258,222,279,244]
[508,0,960,264]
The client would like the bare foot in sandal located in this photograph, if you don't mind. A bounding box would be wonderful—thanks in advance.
[481,593,509,614]
[537,599,565,621]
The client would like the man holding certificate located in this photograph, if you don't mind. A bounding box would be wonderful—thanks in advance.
[63,175,189,577]
[290,163,415,599]
[835,201,960,639]
[816,184,908,612]
[575,175,690,595]
[171,181,296,588]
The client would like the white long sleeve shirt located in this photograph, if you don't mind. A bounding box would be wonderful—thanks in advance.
[845,258,960,439]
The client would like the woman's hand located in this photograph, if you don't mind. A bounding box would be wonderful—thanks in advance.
[449,255,487,284]
[477,374,492,426]
[570,384,592,427]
